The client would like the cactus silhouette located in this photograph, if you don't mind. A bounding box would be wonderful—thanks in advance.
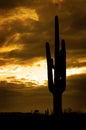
[46,16,66,116]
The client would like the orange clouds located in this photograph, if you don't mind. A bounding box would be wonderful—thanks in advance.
[0,58,86,87]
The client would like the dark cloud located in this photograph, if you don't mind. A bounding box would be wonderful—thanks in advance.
[0,81,52,112]
[0,74,86,112]
[0,0,86,62]
[0,0,86,69]
[66,49,86,67]
[66,74,86,94]
[0,0,36,9]
[0,0,58,9]
[0,26,13,47]
[63,74,86,111]
[58,0,86,50]
[0,59,8,66]
[71,11,86,31]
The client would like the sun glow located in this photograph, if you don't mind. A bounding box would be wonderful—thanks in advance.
[66,67,86,77]
[0,60,86,87]
[0,60,47,86]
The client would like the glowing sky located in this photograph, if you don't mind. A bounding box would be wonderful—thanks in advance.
[0,0,86,112]
[0,60,86,86]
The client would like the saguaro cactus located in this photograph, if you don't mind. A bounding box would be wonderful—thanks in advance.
[46,16,66,116]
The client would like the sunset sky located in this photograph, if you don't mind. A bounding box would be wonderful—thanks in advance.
[0,0,86,113]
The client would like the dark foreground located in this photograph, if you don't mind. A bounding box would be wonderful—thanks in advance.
[0,112,86,129]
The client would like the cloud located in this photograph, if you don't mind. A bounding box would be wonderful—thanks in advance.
[0,2,86,72]
[66,49,86,68]
[63,74,86,111]
[0,0,85,64]
[0,74,86,112]
[0,81,52,112]
[58,0,86,50]
[0,0,60,9]
[66,74,86,94]
[0,0,36,9]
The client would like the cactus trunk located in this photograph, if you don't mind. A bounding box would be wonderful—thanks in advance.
[53,93,62,116]
[46,15,66,116]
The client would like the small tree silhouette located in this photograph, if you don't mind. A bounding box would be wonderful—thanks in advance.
[45,16,66,116]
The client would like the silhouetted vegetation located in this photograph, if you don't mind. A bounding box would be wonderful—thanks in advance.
[0,112,86,129]
[46,16,66,116]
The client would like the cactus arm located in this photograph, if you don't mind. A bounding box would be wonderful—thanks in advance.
[46,42,54,93]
